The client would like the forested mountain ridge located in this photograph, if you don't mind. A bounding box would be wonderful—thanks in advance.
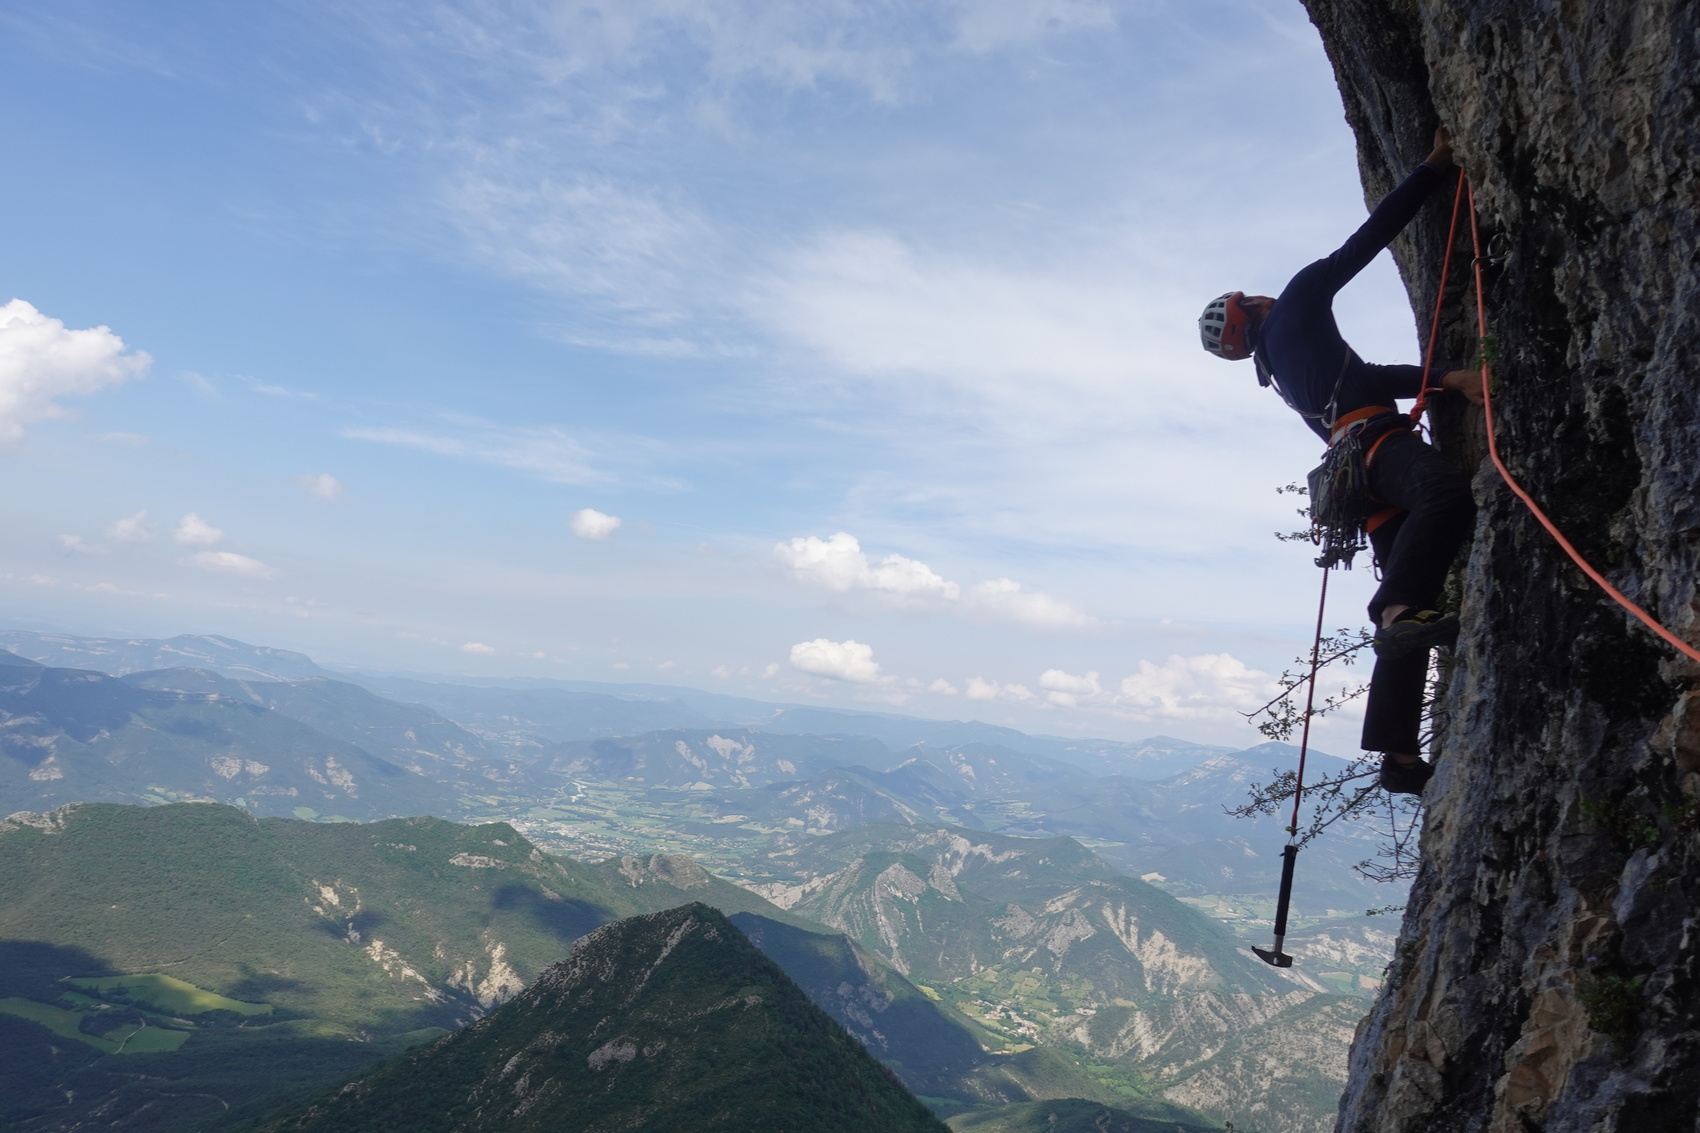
[250,903,952,1133]
[1301,1,1700,1130]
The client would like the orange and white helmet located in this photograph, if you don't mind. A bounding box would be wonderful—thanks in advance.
[1199,291,1253,360]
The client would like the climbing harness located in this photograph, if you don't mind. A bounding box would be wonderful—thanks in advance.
[1254,567,1329,968]
[1307,408,1412,570]
[1423,174,1700,664]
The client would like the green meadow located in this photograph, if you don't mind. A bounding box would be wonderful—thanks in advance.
[0,996,192,1053]
[67,973,273,1017]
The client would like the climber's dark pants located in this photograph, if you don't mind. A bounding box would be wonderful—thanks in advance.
[1359,430,1476,753]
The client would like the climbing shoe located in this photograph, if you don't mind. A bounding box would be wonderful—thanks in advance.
[1373,609,1459,659]
[1379,754,1434,796]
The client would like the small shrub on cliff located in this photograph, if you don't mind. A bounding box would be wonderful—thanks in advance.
[1577,972,1644,1055]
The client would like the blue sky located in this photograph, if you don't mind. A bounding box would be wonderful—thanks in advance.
[0,0,1430,746]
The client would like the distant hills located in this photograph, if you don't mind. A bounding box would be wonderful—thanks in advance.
[0,654,458,822]
[0,627,1403,1133]
[0,630,1233,776]
[253,903,951,1133]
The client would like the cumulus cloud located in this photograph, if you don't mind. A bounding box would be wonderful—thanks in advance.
[788,638,890,685]
[173,513,225,546]
[0,299,150,444]
[296,473,347,502]
[776,533,958,599]
[570,507,622,540]
[929,678,958,695]
[189,550,281,579]
[1039,667,1100,706]
[107,510,155,543]
[964,676,1033,702]
[460,642,496,655]
[776,531,1093,630]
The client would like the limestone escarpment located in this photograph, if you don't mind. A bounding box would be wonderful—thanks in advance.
[1298,2,1700,1130]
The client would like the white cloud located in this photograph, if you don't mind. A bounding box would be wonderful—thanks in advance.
[965,578,1095,631]
[776,531,1094,631]
[189,551,281,579]
[0,299,150,444]
[173,513,225,546]
[106,510,155,543]
[788,637,890,685]
[762,662,780,678]
[1039,668,1100,694]
[1114,653,1278,722]
[1039,667,1100,705]
[570,507,623,540]
[928,678,957,695]
[56,534,105,555]
[296,473,348,502]
[775,532,958,599]
[963,676,1033,702]
[460,642,496,655]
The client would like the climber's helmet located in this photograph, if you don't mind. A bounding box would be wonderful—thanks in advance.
[1199,291,1255,361]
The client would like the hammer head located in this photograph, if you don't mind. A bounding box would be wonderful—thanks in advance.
[1252,945,1293,968]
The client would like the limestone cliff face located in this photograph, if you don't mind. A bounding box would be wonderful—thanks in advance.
[1298,2,1700,1131]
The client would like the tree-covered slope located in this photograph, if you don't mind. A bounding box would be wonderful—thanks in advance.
[250,903,950,1133]
[0,804,1006,1130]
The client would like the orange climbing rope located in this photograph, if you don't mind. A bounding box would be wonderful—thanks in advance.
[1428,172,1700,665]
[1409,173,1468,429]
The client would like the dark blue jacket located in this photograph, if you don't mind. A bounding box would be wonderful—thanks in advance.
[1255,163,1450,440]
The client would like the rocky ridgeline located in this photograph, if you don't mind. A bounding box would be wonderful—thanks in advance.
[1300,2,1700,1130]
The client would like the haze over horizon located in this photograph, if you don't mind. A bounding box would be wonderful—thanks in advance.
[0,0,1427,748]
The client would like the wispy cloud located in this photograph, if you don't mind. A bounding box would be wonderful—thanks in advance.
[173,513,225,546]
[295,473,348,502]
[106,509,155,543]
[189,550,282,580]
[343,417,606,484]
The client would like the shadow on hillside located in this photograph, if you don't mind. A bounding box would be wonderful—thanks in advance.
[223,965,310,1003]
[490,882,612,943]
[0,940,120,998]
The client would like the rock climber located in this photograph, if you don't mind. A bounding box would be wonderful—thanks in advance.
[1197,127,1480,796]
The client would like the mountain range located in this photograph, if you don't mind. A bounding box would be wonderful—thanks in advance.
[0,627,1405,1132]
